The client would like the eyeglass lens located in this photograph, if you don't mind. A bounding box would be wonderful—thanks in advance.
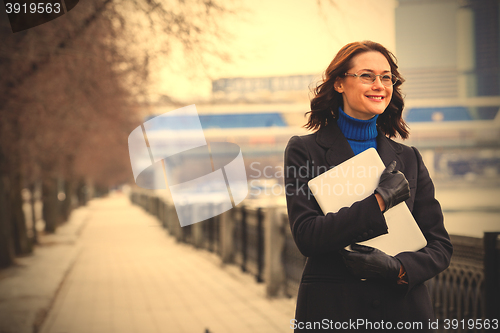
[359,73,396,86]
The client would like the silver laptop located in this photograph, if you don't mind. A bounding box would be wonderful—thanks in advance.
[307,148,427,256]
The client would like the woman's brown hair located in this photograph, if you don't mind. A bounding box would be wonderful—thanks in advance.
[305,41,409,139]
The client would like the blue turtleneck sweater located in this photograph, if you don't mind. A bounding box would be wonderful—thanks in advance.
[337,107,378,155]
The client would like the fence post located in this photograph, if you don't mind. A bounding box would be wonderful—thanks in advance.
[484,232,500,319]
[256,208,264,283]
[241,206,247,272]
[219,209,234,264]
[172,205,183,241]
[168,202,177,232]
[214,214,220,254]
[210,215,217,252]
[155,197,160,219]
[157,198,162,223]
[192,220,203,248]
[264,206,285,297]
[147,195,153,214]
[160,200,167,229]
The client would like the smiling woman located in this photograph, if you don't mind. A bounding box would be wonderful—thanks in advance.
[285,41,453,332]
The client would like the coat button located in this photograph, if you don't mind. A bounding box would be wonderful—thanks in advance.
[372,300,381,308]
[368,229,374,235]
[362,232,368,238]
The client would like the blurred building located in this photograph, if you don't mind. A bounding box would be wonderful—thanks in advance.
[396,0,500,119]
[211,74,317,104]
[394,0,500,181]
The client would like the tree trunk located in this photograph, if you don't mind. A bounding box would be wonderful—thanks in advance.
[61,178,74,222]
[0,174,15,268]
[30,182,39,245]
[77,179,88,206]
[42,177,59,233]
[9,170,32,255]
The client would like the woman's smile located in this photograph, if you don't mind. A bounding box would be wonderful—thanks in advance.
[366,95,384,101]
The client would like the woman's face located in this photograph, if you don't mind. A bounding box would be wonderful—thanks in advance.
[335,51,393,120]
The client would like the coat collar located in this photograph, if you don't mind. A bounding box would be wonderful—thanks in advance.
[316,121,405,171]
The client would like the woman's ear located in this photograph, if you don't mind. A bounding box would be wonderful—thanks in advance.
[334,78,344,93]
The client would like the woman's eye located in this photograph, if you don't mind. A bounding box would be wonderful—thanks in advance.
[360,73,373,79]
[382,75,392,81]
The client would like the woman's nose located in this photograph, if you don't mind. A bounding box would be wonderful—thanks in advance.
[372,76,385,89]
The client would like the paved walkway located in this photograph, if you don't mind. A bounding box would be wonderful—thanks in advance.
[0,201,87,333]
[4,193,295,333]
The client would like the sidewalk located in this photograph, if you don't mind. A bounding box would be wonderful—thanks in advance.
[1,193,296,333]
[0,202,88,333]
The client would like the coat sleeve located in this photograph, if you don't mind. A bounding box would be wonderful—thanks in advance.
[284,135,389,257]
[395,147,453,291]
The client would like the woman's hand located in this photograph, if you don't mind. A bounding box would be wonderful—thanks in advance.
[375,161,410,212]
[341,244,401,280]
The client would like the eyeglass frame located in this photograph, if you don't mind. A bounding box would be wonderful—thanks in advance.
[344,72,399,87]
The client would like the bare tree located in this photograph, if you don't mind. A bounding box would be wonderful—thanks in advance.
[0,0,239,267]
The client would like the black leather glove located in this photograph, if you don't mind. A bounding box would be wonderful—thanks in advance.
[342,244,401,280]
[375,161,410,212]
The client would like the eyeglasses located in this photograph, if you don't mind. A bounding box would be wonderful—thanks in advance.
[344,72,399,87]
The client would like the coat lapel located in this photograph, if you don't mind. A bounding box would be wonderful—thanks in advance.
[377,131,405,172]
[315,122,354,167]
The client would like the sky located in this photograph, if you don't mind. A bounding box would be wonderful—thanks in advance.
[149,0,397,102]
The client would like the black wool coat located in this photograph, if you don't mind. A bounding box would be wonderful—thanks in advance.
[284,122,453,333]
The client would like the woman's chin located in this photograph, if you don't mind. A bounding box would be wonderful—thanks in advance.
[370,108,387,116]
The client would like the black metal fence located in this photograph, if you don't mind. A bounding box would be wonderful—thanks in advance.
[130,191,500,326]
[232,206,265,282]
[428,236,484,332]
[426,233,500,332]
